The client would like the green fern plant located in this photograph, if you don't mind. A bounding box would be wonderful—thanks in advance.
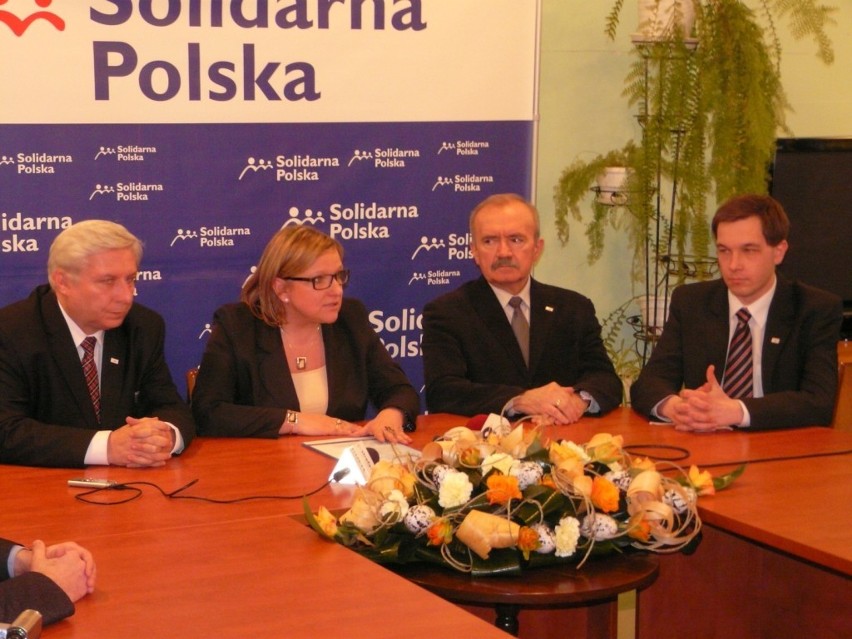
[555,0,836,368]
[554,0,836,282]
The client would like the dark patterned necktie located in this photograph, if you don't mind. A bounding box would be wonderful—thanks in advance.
[81,336,101,422]
[722,308,753,399]
[508,296,529,367]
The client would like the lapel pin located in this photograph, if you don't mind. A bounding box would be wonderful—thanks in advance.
[545,306,554,312]
[770,337,780,345]
[110,357,120,364]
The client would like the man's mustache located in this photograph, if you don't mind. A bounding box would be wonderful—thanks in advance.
[491,258,518,270]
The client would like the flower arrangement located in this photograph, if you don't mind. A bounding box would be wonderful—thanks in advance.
[305,419,743,576]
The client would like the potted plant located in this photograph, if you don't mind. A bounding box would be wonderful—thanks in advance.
[553,0,836,362]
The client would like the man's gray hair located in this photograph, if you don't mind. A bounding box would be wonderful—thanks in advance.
[468,193,541,239]
[48,220,143,285]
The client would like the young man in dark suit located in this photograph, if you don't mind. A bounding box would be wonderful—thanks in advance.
[630,194,842,430]
[422,193,622,421]
[0,220,195,467]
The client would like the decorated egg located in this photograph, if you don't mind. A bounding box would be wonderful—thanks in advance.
[431,463,452,486]
[531,522,555,554]
[664,486,695,514]
[510,461,543,490]
[403,504,436,534]
[581,513,619,541]
[604,469,632,492]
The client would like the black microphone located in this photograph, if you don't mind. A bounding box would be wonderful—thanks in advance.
[332,468,351,482]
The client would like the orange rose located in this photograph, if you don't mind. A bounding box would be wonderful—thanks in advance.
[627,512,651,542]
[517,526,540,560]
[591,476,621,512]
[426,518,453,546]
[486,474,523,505]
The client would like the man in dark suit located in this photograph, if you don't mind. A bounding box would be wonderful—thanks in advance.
[631,194,842,430]
[422,193,622,421]
[1,537,95,625]
[0,220,195,467]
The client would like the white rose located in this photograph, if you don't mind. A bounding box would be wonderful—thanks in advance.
[438,469,474,509]
[378,489,410,522]
[554,516,581,557]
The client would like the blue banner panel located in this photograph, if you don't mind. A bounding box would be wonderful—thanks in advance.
[0,121,533,404]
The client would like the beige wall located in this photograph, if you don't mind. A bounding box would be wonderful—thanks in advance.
[533,0,852,321]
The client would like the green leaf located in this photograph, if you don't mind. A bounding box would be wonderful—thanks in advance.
[301,497,334,540]
[713,464,746,491]
[471,548,523,577]
[515,486,573,525]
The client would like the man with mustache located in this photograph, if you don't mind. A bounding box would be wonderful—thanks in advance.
[422,194,621,421]
[0,220,195,467]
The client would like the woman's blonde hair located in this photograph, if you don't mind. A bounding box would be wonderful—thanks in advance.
[241,226,343,326]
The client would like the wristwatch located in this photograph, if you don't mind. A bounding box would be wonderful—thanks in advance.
[401,410,416,433]
[285,410,299,434]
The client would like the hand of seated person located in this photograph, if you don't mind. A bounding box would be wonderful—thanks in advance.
[108,417,175,467]
[512,382,589,424]
[665,365,742,431]
[364,408,412,445]
[277,410,411,443]
[18,539,96,602]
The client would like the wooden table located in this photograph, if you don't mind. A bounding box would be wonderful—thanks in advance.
[393,554,659,638]
[637,452,852,639]
[2,408,851,638]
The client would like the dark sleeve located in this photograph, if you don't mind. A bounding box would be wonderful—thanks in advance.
[133,312,196,448]
[0,324,96,468]
[0,572,74,626]
[358,313,420,429]
[630,290,689,418]
[568,296,624,416]
[192,307,287,438]
[744,291,842,429]
[422,297,527,415]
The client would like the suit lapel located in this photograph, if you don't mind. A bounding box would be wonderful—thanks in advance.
[257,322,298,407]
[100,329,126,426]
[528,280,556,373]
[470,279,528,375]
[322,324,343,413]
[707,282,732,377]
[41,291,101,427]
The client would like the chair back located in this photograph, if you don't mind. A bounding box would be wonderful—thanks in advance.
[186,367,199,403]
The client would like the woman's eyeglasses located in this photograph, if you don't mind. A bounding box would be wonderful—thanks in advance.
[284,269,350,290]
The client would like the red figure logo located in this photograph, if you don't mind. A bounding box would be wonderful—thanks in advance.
[0,0,65,36]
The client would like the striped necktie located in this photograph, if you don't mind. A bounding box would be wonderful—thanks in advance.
[722,308,753,399]
[81,336,101,422]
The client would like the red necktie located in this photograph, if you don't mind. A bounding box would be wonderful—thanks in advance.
[722,308,753,399]
[81,336,101,422]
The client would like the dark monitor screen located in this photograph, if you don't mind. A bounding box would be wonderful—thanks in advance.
[769,138,852,336]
